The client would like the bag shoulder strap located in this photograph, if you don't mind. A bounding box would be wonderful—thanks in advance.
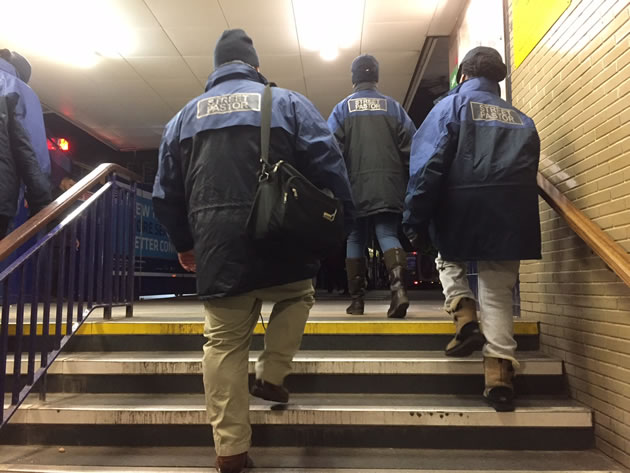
[260,84,272,165]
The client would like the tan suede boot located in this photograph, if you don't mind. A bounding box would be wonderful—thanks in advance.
[483,357,515,412]
[345,258,366,315]
[444,296,485,357]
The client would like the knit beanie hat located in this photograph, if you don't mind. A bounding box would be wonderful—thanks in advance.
[0,50,31,83]
[351,54,379,84]
[456,46,506,83]
[214,29,259,69]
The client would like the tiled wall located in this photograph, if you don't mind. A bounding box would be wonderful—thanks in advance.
[507,0,630,466]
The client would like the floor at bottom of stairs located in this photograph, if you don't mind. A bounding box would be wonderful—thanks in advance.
[0,446,626,472]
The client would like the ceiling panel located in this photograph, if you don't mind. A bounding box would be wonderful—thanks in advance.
[183,56,214,84]
[362,21,430,52]
[429,0,468,35]
[8,0,466,150]
[220,0,295,27]
[259,55,303,80]
[126,56,197,81]
[143,0,226,28]
[373,51,422,77]
[124,28,181,57]
[301,51,359,78]
[364,0,439,23]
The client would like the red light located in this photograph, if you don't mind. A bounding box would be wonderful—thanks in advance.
[412,252,417,255]
[57,138,69,151]
[413,281,419,285]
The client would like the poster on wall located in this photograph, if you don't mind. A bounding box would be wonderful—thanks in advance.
[513,0,572,69]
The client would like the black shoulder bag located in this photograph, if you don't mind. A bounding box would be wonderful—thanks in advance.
[245,84,345,256]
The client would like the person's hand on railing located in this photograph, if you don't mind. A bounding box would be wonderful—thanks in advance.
[178,250,196,273]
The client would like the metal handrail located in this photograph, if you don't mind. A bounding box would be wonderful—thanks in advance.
[0,163,140,262]
[537,172,630,287]
[0,163,140,428]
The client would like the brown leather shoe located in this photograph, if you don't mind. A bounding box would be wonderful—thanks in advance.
[250,378,289,403]
[215,452,252,473]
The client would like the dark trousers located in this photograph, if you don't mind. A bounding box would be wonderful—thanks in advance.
[0,216,11,239]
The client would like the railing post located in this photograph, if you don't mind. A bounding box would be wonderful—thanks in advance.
[126,183,137,318]
[55,229,66,350]
[103,177,116,320]
[27,250,42,385]
[0,279,10,423]
[87,205,97,309]
[12,266,26,405]
[66,222,77,334]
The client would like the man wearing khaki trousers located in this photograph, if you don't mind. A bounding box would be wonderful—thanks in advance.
[153,29,354,473]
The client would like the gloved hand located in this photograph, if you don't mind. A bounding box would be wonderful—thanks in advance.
[403,225,423,250]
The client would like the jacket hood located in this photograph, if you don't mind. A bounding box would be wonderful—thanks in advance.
[0,58,17,77]
[205,61,267,91]
[448,76,500,97]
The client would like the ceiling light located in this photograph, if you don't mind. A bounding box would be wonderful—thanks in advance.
[0,0,135,68]
[293,0,363,60]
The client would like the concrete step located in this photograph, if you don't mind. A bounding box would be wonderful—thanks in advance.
[6,350,565,395]
[0,446,624,472]
[7,350,562,376]
[1,393,593,449]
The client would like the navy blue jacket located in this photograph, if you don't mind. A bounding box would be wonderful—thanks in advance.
[403,77,541,261]
[0,59,51,218]
[153,62,355,299]
[328,83,416,217]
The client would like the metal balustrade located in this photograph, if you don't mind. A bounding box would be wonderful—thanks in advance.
[0,165,140,427]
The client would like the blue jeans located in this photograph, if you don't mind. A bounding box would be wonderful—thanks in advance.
[346,213,402,259]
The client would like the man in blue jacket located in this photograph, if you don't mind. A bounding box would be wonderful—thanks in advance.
[328,55,416,319]
[0,49,51,238]
[403,47,541,412]
[153,29,354,473]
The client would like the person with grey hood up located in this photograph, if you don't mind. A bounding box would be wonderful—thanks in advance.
[403,47,541,412]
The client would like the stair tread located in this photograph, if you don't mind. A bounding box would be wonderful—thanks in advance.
[7,351,561,375]
[5,393,591,428]
[0,446,623,472]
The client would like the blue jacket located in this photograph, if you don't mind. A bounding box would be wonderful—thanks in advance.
[328,83,416,217]
[0,59,51,218]
[403,77,541,261]
[153,62,355,299]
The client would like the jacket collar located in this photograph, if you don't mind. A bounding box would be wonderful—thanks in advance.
[449,77,500,96]
[0,58,17,77]
[353,81,377,92]
[205,61,267,91]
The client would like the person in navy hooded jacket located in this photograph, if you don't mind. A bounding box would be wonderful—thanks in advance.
[403,47,541,412]
[153,29,354,473]
[328,54,416,319]
[0,49,51,238]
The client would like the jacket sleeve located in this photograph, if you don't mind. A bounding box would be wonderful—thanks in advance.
[326,103,346,155]
[397,105,417,169]
[292,94,356,234]
[403,98,459,232]
[7,93,51,216]
[152,113,194,253]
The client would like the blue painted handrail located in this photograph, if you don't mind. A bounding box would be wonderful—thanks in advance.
[0,166,139,427]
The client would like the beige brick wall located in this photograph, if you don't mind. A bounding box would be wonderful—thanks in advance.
[508,0,630,467]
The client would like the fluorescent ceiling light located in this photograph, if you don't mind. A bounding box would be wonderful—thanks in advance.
[293,0,363,61]
[1,0,135,68]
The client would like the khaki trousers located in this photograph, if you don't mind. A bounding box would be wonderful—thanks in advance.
[202,279,314,456]
[435,255,520,365]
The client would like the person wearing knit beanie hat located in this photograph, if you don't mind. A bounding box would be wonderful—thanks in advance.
[214,28,259,69]
[456,46,507,84]
[351,54,379,85]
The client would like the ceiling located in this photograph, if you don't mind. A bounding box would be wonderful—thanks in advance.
[0,0,466,151]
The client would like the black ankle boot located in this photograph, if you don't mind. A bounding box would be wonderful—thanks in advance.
[383,248,409,319]
[345,258,366,315]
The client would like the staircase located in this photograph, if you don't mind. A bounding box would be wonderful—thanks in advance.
[0,296,625,472]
